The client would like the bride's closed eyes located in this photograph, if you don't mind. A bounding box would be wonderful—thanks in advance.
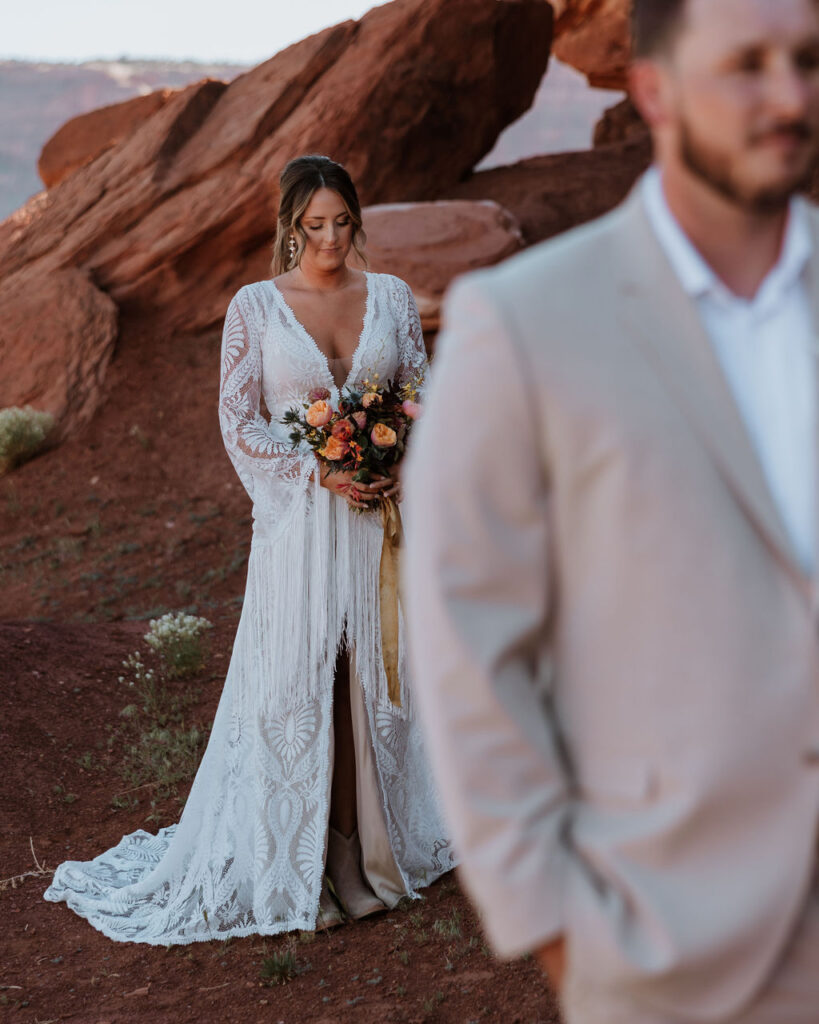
[306,217,351,230]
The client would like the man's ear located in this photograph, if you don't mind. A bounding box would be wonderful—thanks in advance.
[629,60,671,130]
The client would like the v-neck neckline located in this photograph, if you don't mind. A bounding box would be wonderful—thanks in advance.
[270,272,373,393]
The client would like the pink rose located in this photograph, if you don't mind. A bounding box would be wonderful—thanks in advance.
[371,423,397,448]
[352,411,367,430]
[305,400,333,427]
[309,387,331,403]
[331,418,354,441]
[401,400,422,421]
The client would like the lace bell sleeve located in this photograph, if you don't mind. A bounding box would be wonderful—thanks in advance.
[395,278,429,391]
[219,286,315,524]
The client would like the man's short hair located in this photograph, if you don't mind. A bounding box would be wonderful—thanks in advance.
[631,0,689,58]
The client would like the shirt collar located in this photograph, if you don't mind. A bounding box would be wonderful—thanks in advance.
[640,165,812,307]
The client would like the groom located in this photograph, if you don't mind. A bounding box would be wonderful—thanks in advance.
[405,0,819,1021]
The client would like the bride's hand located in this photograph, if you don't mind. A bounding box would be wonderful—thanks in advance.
[366,463,402,503]
[318,464,386,510]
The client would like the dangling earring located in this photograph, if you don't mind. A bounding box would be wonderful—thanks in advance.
[288,235,297,264]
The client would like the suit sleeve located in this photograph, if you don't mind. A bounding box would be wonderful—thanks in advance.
[404,273,571,958]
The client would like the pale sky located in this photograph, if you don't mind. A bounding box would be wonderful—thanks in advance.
[3,1,391,65]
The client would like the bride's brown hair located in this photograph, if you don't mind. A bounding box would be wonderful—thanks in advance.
[271,155,368,276]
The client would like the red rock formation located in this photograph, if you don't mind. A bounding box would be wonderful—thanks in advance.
[361,200,524,332]
[445,136,651,245]
[0,0,551,431]
[551,0,631,90]
[38,90,173,189]
[0,268,118,434]
[593,97,647,146]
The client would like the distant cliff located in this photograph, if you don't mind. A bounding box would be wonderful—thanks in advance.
[0,59,247,219]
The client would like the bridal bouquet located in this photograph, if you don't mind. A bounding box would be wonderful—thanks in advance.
[282,372,423,708]
[281,373,423,488]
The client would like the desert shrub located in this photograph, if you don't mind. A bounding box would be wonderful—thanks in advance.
[118,650,197,724]
[144,612,213,679]
[0,406,54,473]
[260,947,299,986]
[113,611,213,810]
[119,724,206,796]
[433,908,462,938]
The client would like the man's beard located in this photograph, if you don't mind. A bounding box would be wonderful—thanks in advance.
[679,117,817,213]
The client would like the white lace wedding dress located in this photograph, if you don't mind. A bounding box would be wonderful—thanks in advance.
[44,272,455,945]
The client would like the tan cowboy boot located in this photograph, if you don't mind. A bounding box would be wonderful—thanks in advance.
[327,826,385,920]
[316,875,345,930]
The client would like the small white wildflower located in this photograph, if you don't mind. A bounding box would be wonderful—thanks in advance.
[143,610,213,679]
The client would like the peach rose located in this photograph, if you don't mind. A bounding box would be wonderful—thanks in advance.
[319,436,350,461]
[371,423,397,448]
[352,411,367,430]
[306,400,333,427]
[361,392,382,409]
[401,400,422,421]
[332,418,354,441]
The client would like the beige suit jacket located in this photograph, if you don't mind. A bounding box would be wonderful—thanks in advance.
[404,186,819,1021]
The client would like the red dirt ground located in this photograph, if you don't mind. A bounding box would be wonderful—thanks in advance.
[0,318,562,1023]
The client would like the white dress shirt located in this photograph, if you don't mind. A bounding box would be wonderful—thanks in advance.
[642,167,817,575]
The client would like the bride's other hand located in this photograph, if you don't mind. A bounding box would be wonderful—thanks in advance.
[318,463,384,510]
[362,470,402,503]
[380,463,403,502]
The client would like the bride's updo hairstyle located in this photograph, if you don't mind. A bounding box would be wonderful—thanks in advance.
[272,154,368,275]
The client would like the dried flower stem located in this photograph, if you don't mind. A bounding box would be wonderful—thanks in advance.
[0,838,52,892]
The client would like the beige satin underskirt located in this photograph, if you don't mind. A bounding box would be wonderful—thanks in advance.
[325,650,405,908]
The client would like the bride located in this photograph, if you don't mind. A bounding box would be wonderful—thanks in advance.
[44,154,454,944]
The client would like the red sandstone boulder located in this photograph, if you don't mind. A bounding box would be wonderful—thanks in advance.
[551,0,631,90]
[361,200,524,332]
[445,136,651,245]
[593,97,647,146]
[38,90,173,189]
[0,268,118,435]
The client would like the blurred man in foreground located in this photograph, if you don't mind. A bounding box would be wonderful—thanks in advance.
[405,0,819,1020]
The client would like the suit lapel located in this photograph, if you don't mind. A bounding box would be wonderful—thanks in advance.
[615,191,810,597]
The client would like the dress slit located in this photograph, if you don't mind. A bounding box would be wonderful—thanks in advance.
[326,647,405,910]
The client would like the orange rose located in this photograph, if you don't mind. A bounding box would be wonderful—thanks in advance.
[319,435,350,461]
[361,392,382,409]
[371,423,397,448]
[306,400,333,427]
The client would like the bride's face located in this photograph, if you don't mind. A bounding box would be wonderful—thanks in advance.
[298,188,354,272]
